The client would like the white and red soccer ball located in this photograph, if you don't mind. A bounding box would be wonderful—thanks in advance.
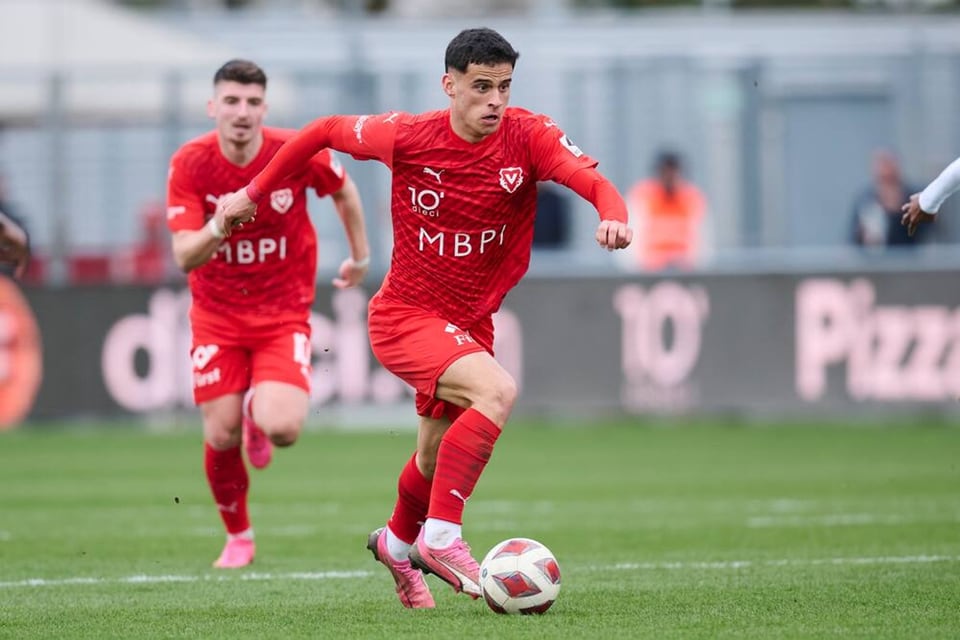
[479,537,562,614]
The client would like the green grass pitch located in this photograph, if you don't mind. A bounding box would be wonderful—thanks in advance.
[1,418,958,639]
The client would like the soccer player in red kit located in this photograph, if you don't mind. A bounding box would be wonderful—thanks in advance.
[167,59,371,569]
[217,29,631,605]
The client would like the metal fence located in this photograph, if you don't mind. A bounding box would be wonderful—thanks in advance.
[2,10,960,283]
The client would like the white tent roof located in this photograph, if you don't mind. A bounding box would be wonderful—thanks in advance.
[0,0,297,121]
[0,0,236,71]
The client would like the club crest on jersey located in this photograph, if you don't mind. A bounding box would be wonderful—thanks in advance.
[270,188,294,214]
[499,167,524,193]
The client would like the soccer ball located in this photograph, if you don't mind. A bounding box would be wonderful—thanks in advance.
[479,537,562,614]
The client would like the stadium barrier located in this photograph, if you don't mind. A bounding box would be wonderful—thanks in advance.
[12,269,960,425]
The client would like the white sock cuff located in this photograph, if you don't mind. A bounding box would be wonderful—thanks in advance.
[384,526,413,561]
[422,518,461,549]
[227,528,254,542]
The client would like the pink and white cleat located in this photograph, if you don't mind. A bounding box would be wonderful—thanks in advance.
[242,390,272,470]
[367,528,435,609]
[213,537,255,569]
[408,531,481,599]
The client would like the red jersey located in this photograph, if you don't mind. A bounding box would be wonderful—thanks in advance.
[167,127,346,316]
[259,108,598,328]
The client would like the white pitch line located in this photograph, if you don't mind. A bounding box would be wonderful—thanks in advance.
[2,555,958,590]
[609,555,960,571]
[0,570,373,590]
[746,513,960,528]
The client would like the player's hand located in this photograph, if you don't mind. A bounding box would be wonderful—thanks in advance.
[216,190,258,237]
[595,220,632,251]
[332,255,369,289]
[900,193,935,237]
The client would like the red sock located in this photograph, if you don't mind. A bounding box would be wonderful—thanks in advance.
[428,408,501,525]
[204,443,250,535]
[387,452,432,544]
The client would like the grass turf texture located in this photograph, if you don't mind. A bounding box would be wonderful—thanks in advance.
[0,419,958,639]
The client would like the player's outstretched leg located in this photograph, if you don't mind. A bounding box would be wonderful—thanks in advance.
[241,388,272,469]
[408,529,481,598]
[367,527,435,608]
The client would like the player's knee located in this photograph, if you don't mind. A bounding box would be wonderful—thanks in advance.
[262,417,303,448]
[202,404,242,448]
[417,449,438,479]
[493,374,518,412]
[476,374,517,425]
[264,421,300,447]
[204,421,241,450]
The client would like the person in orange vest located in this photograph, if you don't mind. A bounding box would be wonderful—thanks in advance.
[621,150,707,272]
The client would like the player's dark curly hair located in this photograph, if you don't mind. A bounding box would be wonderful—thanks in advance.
[445,28,520,73]
[213,59,267,88]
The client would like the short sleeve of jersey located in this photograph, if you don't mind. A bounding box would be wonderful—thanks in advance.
[528,115,600,183]
[307,149,348,197]
[166,147,205,233]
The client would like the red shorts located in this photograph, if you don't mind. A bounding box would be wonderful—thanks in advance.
[189,305,312,405]
[368,295,493,420]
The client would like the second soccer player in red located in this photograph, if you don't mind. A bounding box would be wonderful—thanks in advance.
[215,29,632,606]
[169,59,371,569]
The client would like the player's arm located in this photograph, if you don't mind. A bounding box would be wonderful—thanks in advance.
[564,167,633,251]
[170,220,226,273]
[918,156,960,214]
[0,209,30,279]
[530,118,631,251]
[167,154,229,273]
[220,115,386,232]
[329,175,371,289]
[901,155,960,236]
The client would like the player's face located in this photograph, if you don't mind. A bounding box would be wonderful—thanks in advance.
[208,81,267,147]
[444,62,513,143]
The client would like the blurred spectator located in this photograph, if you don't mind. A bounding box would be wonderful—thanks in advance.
[533,183,571,249]
[619,150,707,272]
[67,201,177,285]
[67,201,176,285]
[0,174,30,280]
[112,200,177,284]
[850,149,927,248]
[0,208,29,280]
